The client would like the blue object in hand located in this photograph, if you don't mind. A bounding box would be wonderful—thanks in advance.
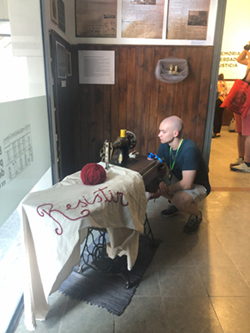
[147,152,163,163]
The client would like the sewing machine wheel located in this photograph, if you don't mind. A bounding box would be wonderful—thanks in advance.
[126,131,137,149]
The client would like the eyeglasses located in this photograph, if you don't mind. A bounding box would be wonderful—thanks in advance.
[147,152,163,163]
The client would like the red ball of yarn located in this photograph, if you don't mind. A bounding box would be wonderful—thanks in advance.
[81,163,106,185]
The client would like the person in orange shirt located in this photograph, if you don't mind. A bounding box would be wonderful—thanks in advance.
[212,73,228,138]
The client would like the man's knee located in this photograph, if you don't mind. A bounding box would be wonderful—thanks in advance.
[171,192,194,211]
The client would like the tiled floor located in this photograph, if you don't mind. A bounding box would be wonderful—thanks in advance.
[14,127,250,333]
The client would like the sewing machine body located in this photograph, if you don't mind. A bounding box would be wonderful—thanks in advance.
[101,130,137,168]
[100,130,166,192]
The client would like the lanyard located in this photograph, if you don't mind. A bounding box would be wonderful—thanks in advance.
[169,139,183,172]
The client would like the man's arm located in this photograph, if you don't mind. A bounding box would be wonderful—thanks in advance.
[167,170,197,193]
[157,169,197,198]
[149,169,197,200]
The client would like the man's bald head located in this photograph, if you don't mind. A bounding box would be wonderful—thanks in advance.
[161,116,184,137]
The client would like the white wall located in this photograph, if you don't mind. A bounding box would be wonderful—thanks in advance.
[220,0,250,79]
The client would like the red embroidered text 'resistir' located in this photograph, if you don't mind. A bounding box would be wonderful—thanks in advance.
[36,186,129,235]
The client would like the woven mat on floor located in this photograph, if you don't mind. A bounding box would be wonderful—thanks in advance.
[59,235,160,316]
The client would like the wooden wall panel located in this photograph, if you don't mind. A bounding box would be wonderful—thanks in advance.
[134,46,145,154]
[51,35,214,178]
[141,46,154,155]
[118,46,128,133]
[72,45,214,172]
[110,46,120,141]
[126,46,136,132]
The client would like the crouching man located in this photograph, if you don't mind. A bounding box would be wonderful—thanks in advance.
[150,116,211,234]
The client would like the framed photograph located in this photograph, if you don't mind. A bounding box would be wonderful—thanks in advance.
[56,41,67,79]
[75,0,117,38]
[122,0,164,38]
[66,50,72,76]
[58,0,66,33]
[167,0,210,40]
[50,0,58,24]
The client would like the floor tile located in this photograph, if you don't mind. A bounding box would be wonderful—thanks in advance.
[223,244,250,267]
[158,266,208,297]
[211,297,250,333]
[151,241,195,267]
[162,297,223,333]
[60,297,113,333]
[115,296,167,333]
[135,264,161,296]
[198,266,250,296]
[236,265,250,287]
[187,229,235,267]
[15,292,68,333]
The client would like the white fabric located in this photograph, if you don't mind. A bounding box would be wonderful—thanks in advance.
[20,163,147,330]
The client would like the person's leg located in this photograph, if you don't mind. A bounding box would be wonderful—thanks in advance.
[161,184,207,233]
[219,108,225,133]
[213,99,222,137]
[238,132,245,159]
[230,114,245,166]
[160,190,199,219]
[231,110,250,172]
[171,191,200,216]
[218,106,224,134]
[172,187,207,233]
[244,135,250,163]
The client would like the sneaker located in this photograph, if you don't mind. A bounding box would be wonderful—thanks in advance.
[183,211,202,234]
[230,162,250,173]
[161,204,179,218]
[230,157,244,167]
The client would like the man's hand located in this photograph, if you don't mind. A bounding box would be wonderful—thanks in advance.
[148,190,161,200]
[159,181,170,195]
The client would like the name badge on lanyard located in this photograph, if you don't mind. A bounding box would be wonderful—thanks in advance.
[169,139,183,180]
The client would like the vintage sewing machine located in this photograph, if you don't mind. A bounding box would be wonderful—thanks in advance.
[81,130,166,287]
[100,129,137,168]
[100,129,166,193]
